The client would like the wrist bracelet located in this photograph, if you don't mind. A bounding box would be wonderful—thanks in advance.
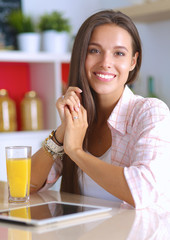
[46,138,64,154]
[49,130,63,146]
[42,145,58,161]
[42,131,65,161]
[42,140,64,161]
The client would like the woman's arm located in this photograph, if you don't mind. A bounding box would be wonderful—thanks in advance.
[30,147,54,193]
[63,106,135,207]
[30,87,82,193]
[71,149,135,206]
[30,125,64,193]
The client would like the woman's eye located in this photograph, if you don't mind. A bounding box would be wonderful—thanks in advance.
[114,51,125,56]
[88,48,100,54]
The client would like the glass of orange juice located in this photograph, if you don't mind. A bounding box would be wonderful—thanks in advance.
[5,146,32,203]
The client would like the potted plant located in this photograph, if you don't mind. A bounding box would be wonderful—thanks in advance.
[7,10,40,52]
[38,11,71,54]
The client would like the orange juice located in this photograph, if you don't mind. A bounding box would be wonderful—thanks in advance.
[10,206,31,219]
[6,158,31,198]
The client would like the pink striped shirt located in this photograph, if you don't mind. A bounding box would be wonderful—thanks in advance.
[43,86,170,209]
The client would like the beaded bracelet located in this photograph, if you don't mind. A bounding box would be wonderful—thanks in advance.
[42,140,64,161]
[45,138,64,153]
[42,145,58,161]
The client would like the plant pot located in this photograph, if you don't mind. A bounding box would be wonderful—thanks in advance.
[17,33,41,52]
[42,30,69,54]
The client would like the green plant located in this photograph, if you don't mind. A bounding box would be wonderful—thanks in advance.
[38,11,71,32]
[7,10,35,34]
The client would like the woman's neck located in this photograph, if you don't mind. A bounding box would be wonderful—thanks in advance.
[94,87,125,124]
[94,93,119,125]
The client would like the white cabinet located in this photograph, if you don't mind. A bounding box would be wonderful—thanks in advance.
[0,51,70,182]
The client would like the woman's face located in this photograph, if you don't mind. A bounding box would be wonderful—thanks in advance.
[85,24,138,99]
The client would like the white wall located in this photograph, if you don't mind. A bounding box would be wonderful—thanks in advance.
[134,20,170,107]
[146,20,170,106]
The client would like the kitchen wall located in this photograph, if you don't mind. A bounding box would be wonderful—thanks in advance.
[22,0,170,107]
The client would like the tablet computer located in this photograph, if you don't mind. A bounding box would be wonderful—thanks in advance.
[0,201,112,227]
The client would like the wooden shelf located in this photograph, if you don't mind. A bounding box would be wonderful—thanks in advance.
[117,0,170,23]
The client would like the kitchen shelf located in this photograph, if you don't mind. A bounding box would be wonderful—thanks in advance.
[117,0,170,23]
[0,51,71,129]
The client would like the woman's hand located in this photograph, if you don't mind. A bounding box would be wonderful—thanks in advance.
[56,87,82,123]
[55,86,82,144]
[63,104,88,157]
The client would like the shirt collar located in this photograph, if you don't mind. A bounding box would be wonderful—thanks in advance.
[107,85,135,135]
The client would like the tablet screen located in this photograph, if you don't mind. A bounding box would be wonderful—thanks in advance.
[0,201,112,226]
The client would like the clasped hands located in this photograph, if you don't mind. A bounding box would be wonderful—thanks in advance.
[56,87,88,157]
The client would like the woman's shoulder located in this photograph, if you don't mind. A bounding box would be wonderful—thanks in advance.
[128,95,170,142]
[133,95,170,115]
[128,96,170,130]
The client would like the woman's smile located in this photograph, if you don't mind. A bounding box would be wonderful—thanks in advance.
[94,72,116,82]
[94,71,116,82]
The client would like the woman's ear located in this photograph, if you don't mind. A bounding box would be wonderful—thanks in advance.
[130,52,139,71]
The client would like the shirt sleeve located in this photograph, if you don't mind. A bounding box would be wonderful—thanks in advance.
[39,156,63,192]
[124,98,170,209]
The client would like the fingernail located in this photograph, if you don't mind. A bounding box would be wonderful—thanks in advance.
[75,107,79,112]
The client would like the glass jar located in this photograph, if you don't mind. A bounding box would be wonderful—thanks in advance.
[20,91,44,131]
[0,89,17,132]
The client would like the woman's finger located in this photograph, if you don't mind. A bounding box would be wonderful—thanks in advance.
[64,106,73,124]
[57,87,82,123]
[66,91,81,109]
[57,94,77,113]
[64,96,78,112]
[66,87,82,106]
[67,86,82,95]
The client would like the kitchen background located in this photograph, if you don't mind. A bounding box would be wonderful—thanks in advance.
[0,0,170,187]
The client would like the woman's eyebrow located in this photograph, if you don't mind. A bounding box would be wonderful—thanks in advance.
[88,43,129,52]
[88,42,100,46]
[114,46,129,52]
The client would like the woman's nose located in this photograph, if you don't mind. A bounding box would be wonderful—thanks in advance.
[100,53,113,69]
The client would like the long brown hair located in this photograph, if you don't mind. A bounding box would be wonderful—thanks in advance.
[61,10,142,194]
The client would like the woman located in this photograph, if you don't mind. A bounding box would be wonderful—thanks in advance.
[31,10,170,209]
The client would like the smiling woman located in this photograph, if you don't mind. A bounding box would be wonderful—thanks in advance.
[30,10,170,209]
[85,24,138,98]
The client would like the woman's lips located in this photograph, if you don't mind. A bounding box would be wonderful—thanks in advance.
[94,72,116,82]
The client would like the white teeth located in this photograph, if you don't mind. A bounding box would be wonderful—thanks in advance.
[96,73,114,79]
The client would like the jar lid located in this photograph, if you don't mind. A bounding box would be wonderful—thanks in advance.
[0,89,8,96]
[25,91,37,98]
